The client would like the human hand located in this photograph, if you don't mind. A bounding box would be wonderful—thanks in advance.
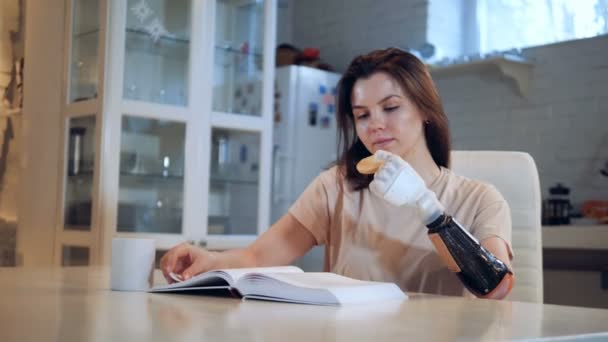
[159,242,219,283]
[368,150,428,207]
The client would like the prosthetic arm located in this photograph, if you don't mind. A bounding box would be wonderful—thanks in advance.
[364,150,514,299]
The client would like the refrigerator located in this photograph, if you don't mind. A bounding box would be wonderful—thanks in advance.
[272,65,342,271]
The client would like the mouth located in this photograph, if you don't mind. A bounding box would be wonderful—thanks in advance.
[372,138,395,148]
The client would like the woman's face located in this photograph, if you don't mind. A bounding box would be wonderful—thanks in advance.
[351,72,426,160]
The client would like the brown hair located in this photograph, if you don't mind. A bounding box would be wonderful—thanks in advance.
[336,48,451,190]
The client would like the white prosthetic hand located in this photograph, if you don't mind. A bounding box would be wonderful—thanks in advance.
[368,150,444,224]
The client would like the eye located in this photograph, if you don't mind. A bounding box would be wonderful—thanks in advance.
[384,106,399,112]
[355,112,369,120]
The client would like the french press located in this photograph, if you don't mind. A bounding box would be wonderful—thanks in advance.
[544,183,572,225]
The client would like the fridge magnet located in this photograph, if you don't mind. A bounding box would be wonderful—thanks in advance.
[319,85,327,95]
[308,103,318,126]
[274,99,282,122]
[327,104,334,114]
[320,116,331,129]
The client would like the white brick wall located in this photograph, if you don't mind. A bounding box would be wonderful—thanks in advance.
[292,0,429,71]
[435,35,608,207]
[289,2,607,209]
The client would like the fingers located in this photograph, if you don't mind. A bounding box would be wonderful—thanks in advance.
[160,243,218,283]
[373,149,393,161]
[160,242,192,283]
[182,250,218,280]
[373,150,406,173]
[181,258,206,281]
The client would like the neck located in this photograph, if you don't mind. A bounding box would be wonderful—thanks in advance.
[401,142,441,187]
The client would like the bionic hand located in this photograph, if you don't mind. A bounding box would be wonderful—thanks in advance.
[367,150,444,225]
[363,150,514,299]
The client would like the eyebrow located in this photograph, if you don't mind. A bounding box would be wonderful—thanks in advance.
[352,94,401,109]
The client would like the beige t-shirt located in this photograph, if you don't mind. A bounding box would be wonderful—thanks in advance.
[289,165,513,297]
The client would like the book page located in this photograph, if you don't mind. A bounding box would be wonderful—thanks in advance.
[219,266,303,283]
[150,266,303,291]
[236,272,407,305]
[150,270,233,291]
[246,272,390,289]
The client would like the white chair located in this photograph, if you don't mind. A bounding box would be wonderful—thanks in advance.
[451,150,543,303]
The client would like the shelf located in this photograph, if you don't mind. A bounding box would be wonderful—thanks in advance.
[68,171,261,186]
[542,225,608,250]
[215,44,262,58]
[74,28,190,45]
[73,29,99,39]
[68,171,184,181]
[120,171,183,180]
[125,27,189,44]
[210,175,258,186]
[428,55,534,97]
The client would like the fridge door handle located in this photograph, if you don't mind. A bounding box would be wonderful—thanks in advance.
[272,146,290,205]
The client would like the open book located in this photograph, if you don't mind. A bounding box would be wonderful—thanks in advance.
[149,266,407,305]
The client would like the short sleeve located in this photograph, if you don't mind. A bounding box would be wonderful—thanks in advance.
[470,185,514,259]
[288,172,333,245]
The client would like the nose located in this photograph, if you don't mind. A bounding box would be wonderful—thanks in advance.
[368,110,385,131]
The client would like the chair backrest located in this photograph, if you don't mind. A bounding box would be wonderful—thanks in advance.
[450,151,543,303]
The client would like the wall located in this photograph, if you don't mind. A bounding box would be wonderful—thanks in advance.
[0,0,24,266]
[17,1,65,266]
[434,35,608,206]
[277,0,294,45]
[292,0,429,71]
[290,1,607,208]
[0,0,23,93]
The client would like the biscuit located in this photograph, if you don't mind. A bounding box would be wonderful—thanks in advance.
[356,155,384,174]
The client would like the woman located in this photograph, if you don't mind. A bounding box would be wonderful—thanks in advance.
[160,48,513,298]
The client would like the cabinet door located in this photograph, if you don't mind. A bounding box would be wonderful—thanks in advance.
[58,115,98,266]
[68,0,101,103]
[123,0,191,106]
[115,116,188,247]
[55,0,104,266]
[104,0,195,254]
[213,0,266,116]
[205,0,275,249]
[207,128,261,234]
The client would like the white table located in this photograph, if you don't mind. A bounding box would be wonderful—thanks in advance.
[1,267,608,341]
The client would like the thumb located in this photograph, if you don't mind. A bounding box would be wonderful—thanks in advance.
[369,178,385,198]
[181,259,205,280]
[181,251,216,280]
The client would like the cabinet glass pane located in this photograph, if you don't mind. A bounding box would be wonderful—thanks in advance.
[118,116,185,234]
[64,116,96,231]
[124,0,191,106]
[69,0,100,103]
[208,129,260,235]
[213,0,264,116]
[62,245,90,266]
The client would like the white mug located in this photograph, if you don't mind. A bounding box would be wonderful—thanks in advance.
[111,237,156,291]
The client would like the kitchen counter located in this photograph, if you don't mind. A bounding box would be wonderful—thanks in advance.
[542,224,608,250]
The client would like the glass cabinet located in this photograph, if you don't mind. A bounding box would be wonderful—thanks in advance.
[69,0,100,103]
[53,0,277,266]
